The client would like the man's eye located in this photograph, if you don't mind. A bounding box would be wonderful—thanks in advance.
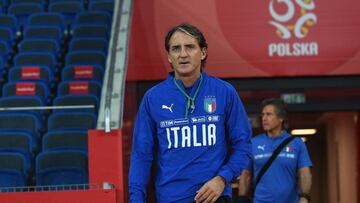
[171,47,180,52]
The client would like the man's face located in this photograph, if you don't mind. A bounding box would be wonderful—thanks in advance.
[261,105,283,133]
[167,31,206,78]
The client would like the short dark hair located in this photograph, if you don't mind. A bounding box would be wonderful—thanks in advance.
[261,98,288,129]
[165,23,208,67]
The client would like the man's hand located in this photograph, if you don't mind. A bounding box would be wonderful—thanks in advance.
[194,176,226,203]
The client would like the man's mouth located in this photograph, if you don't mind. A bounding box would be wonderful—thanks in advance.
[179,61,190,65]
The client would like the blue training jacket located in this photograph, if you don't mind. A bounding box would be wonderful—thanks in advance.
[129,71,252,203]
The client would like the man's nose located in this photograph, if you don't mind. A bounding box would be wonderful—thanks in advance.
[179,47,188,57]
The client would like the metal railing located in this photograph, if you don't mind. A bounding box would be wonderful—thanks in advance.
[0,105,95,111]
[0,182,114,193]
[97,0,132,132]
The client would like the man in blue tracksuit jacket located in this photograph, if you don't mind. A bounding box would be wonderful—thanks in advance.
[129,23,252,203]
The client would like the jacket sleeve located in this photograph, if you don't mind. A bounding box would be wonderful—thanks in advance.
[217,85,252,183]
[128,93,156,202]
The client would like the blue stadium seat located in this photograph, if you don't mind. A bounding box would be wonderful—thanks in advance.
[0,27,16,45]
[53,94,99,113]
[47,112,96,131]
[66,50,106,67]
[0,95,46,120]
[8,3,44,26]
[57,80,102,97]
[74,11,111,28]
[0,113,42,141]
[0,132,33,170]
[49,2,84,26]
[14,52,57,69]
[0,39,10,62]
[42,130,88,152]
[8,65,54,87]
[69,37,108,54]
[49,0,83,2]
[11,0,45,4]
[0,0,7,8]
[0,169,27,189]
[0,152,28,188]
[62,65,103,82]
[18,39,61,59]
[2,81,50,103]
[72,24,109,40]
[89,1,114,16]
[24,25,63,42]
[36,150,88,186]
[0,57,4,76]
[69,37,108,53]
[27,13,67,35]
[0,14,19,33]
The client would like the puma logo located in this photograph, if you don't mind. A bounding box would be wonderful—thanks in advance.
[162,104,173,113]
[257,145,265,151]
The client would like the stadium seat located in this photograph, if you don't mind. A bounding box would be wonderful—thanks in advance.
[2,81,50,103]
[49,0,83,2]
[49,2,84,26]
[8,3,44,26]
[74,11,111,27]
[53,94,99,113]
[8,66,54,87]
[89,1,114,15]
[66,50,106,67]
[18,39,61,59]
[0,14,19,32]
[0,57,4,75]
[0,113,41,141]
[36,150,88,186]
[0,152,28,188]
[11,0,45,4]
[0,95,46,120]
[69,37,108,53]
[42,130,88,152]
[0,0,8,13]
[57,81,102,97]
[14,52,56,68]
[24,25,63,42]
[72,24,109,40]
[0,39,9,61]
[0,132,33,170]
[0,27,16,44]
[0,95,43,107]
[47,112,96,131]
[62,65,103,82]
[27,13,67,34]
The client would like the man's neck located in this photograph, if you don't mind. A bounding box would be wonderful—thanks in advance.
[267,128,283,138]
[175,71,201,88]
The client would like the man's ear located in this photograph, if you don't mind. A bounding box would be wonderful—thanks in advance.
[201,48,207,60]
[167,52,172,63]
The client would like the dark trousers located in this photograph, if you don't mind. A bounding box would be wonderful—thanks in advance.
[216,196,232,203]
[192,196,231,203]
